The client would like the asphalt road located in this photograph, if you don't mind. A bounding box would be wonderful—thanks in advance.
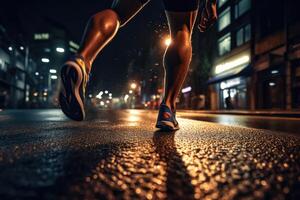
[0,109,299,200]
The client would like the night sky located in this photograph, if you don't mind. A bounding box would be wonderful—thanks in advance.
[1,0,171,95]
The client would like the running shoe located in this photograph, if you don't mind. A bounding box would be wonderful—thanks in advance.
[59,55,88,121]
[156,104,180,131]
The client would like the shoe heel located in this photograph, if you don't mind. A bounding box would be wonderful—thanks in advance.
[59,62,85,121]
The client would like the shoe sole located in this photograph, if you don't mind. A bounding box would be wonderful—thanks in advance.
[156,121,180,131]
[59,61,85,121]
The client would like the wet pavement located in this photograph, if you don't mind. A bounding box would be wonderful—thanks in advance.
[177,111,300,135]
[0,109,300,200]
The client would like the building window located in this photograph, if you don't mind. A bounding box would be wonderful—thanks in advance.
[235,0,251,18]
[218,33,231,56]
[0,60,8,73]
[236,29,244,46]
[218,7,231,31]
[218,0,228,8]
[236,24,251,46]
[245,24,251,41]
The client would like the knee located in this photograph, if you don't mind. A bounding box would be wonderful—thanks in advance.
[90,9,120,38]
[173,26,192,52]
[165,26,192,64]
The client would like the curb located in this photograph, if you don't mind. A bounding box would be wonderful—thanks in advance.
[178,110,300,118]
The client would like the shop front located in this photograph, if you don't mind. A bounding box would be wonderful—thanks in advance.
[292,62,300,109]
[208,50,251,110]
[257,66,285,109]
[219,77,248,109]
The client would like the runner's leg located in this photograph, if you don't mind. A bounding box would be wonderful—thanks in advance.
[59,0,149,121]
[78,0,150,73]
[163,9,198,111]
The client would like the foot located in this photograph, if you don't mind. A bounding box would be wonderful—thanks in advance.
[156,104,179,131]
[59,55,89,121]
[198,0,218,32]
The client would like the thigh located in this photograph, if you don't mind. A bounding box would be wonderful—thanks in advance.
[162,0,200,12]
[165,10,199,37]
[111,0,150,26]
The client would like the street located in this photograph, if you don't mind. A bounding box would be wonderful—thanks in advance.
[0,109,300,200]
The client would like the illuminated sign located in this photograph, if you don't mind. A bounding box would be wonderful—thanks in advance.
[215,55,250,74]
[69,41,79,49]
[220,78,241,89]
[34,33,50,40]
[69,48,77,53]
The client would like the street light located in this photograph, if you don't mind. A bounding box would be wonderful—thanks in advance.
[164,37,172,46]
[124,94,129,102]
[41,58,50,63]
[49,69,57,74]
[182,86,192,94]
[269,82,276,87]
[56,47,65,53]
[129,90,133,94]
[96,91,103,99]
[51,75,58,80]
[130,83,137,90]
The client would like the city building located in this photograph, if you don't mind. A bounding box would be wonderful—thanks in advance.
[0,13,79,109]
[208,0,252,110]
[0,24,37,108]
[29,18,79,107]
[208,0,300,110]
[253,0,300,110]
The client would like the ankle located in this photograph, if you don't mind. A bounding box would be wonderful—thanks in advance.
[76,54,91,74]
[162,99,176,112]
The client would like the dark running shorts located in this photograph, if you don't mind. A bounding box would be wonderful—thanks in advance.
[140,0,200,12]
[162,0,200,12]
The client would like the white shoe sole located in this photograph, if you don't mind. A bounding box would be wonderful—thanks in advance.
[59,61,85,121]
[156,120,180,131]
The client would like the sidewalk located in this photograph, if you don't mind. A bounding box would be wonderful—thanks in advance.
[178,109,300,118]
